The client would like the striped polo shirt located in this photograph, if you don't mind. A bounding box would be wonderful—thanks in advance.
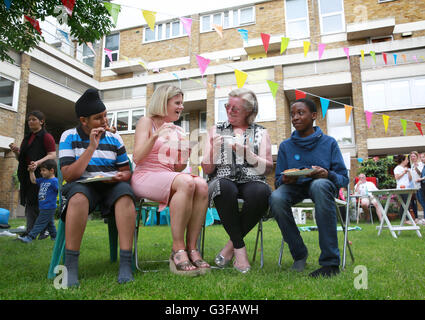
[59,125,129,180]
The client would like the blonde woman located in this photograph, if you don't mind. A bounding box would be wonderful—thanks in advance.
[131,84,210,276]
[410,151,424,222]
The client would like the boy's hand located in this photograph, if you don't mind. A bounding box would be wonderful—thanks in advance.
[28,161,37,171]
[306,165,328,179]
[89,127,105,150]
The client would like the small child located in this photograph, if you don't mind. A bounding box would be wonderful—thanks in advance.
[18,159,58,243]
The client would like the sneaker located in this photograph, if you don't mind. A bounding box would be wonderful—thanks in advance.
[291,253,308,272]
[309,266,340,278]
[38,231,49,240]
[17,235,33,243]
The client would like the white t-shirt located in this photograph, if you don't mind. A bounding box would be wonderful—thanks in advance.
[410,162,424,189]
[394,165,412,189]
[355,181,378,197]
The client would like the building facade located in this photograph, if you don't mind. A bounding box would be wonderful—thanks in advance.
[1,0,425,216]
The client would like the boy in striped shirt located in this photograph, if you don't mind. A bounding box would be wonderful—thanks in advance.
[59,88,136,287]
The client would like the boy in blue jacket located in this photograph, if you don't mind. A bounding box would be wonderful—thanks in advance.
[270,98,348,278]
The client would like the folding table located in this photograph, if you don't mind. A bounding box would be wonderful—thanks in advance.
[369,188,422,238]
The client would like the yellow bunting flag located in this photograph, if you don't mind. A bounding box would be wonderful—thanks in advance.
[235,69,248,88]
[303,41,310,57]
[360,50,365,62]
[344,105,353,123]
[267,80,279,99]
[142,10,156,31]
[382,115,390,133]
[280,37,290,54]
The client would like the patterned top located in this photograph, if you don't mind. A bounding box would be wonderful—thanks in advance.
[207,121,271,206]
[59,125,129,180]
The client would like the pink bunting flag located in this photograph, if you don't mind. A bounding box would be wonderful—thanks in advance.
[413,55,418,62]
[195,55,210,77]
[61,0,75,16]
[104,48,113,63]
[260,33,270,53]
[365,111,373,128]
[24,16,42,34]
[86,42,96,55]
[343,47,350,60]
[295,90,306,100]
[318,43,326,60]
[180,17,192,38]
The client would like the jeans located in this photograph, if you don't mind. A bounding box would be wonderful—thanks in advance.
[416,189,425,217]
[28,209,57,240]
[269,178,340,267]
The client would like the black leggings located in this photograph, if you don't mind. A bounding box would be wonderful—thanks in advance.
[213,179,271,249]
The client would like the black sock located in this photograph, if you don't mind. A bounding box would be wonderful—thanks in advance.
[64,249,80,287]
[118,249,134,284]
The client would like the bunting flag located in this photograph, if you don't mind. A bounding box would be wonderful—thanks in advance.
[382,114,390,133]
[393,54,397,65]
[415,122,423,136]
[370,51,376,63]
[261,33,270,53]
[235,69,248,88]
[319,97,330,119]
[360,49,365,62]
[4,0,12,10]
[303,41,310,57]
[195,55,210,76]
[237,29,248,43]
[318,43,326,60]
[365,111,373,128]
[212,24,223,38]
[343,47,350,60]
[280,37,290,54]
[104,2,121,26]
[357,158,364,163]
[413,55,418,62]
[267,80,279,99]
[400,119,407,135]
[86,42,96,55]
[24,16,42,34]
[61,0,75,16]
[142,10,156,31]
[402,54,407,62]
[104,48,113,63]
[382,52,388,64]
[180,17,192,37]
[295,90,306,100]
[138,61,148,70]
[344,105,353,123]
[58,29,69,43]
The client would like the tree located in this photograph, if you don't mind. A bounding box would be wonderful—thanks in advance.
[0,0,114,63]
[358,157,396,189]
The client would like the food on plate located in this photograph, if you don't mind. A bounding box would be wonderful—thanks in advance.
[283,168,300,174]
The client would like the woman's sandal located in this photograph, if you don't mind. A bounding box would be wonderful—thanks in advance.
[169,249,201,277]
[188,249,211,274]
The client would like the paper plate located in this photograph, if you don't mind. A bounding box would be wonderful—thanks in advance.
[282,169,314,176]
[78,176,114,183]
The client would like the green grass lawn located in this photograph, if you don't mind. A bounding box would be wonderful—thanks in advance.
[1,217,424,300]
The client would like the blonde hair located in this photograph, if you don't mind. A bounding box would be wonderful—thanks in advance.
[147,84,184,118]
[228,88,258,125]
[410,151,419,165]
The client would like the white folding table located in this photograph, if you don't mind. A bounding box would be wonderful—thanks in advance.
[369,188,422,238]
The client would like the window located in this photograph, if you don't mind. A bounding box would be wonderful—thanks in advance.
[326,98,355,146]
[81,43,95,67]
[107,108,145,133]
[318,0,345,35]
[363,76,425,112]
[104,33,119,68]
[174,113,190,133]
[199,111,207,133]
[0,75,19,111]
[143,19,188,43]
[285,0,310,39]
[200,7,255,33]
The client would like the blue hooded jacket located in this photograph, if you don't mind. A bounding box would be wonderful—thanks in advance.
[275,127,349,189]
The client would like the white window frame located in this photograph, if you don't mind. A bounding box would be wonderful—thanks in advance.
[103,33,120,69]
[326,97,355,148]
[284,0,310,40]
[143,19,188,43]
[77,43,96,67]
[107,108,145,134]
[363,76,425,112]
[199,111,207,133]
[0,74,19,112]
[317,0,346,35]
[200,6,255,33]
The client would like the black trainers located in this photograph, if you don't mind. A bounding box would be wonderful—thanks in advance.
[309,266,340,278]
[38,231,49,240]
[291,253,308,272]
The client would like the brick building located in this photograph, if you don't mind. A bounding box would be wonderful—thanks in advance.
[1,0,425,217]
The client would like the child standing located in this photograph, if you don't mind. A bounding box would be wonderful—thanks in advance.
[18,159,58,243]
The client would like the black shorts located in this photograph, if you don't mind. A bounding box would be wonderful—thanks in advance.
[60,181,136,221]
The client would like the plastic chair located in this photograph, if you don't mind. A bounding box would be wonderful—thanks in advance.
[354,177,378,224]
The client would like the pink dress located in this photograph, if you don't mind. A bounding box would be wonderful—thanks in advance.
[131,121,183,211]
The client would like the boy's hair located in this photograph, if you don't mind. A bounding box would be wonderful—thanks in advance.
[40,159,57,174]
[293,98,317,113]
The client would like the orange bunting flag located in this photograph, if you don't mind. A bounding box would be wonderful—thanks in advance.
[303,41,310,57]
[382,115,390,133]
[261,33,270,53]
[344,105,353,123]
[295,90,306,100]
[212,24,223,38]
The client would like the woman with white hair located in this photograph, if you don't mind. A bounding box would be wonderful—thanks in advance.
[201,88,273,273]
[131,84,210,276]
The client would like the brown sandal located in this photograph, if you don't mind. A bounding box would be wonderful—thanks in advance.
[189,249,211,274]
[169,250,201,277]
